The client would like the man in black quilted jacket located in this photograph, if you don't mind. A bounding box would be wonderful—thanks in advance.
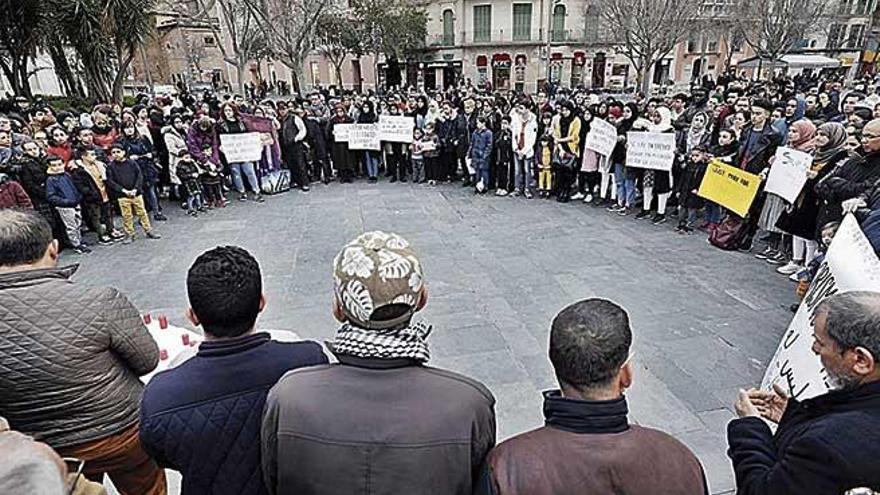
[139,246,328,495]
[0,209,165,495]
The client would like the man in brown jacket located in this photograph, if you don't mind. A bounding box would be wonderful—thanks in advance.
[0,209,165,494]
[261,231,496,495]
[479,298,708,495]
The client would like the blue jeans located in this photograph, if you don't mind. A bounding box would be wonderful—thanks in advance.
[514,154,533,193]
[186,193,203,212]
[363,152,379,178]
[475,165,490,188]
[142,182,161,214]
[706,202,723,224]
[613,163,636,206]
[229,161,259,194]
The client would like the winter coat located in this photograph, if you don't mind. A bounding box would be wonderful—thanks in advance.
[15,155,49,204]
[438,113,469,157]
[510,111,538,159]
[0,266,158,448]
[734,125,783,175]
[70,166,104,205]
[186,126,220,166]
[119,137,159,185]
[262,354,496,495]
[480,391,707,495]
[47,142,74,164]
[163,126,188,185]
[327,116,354,172]
[140,333,327,495]
[815,150,880,230]
[776,149,849,239]
[727,380,880,495]
[105,160,144,197]
[469,128,494,169]
[45,173,81,207]
[0,177,32,209]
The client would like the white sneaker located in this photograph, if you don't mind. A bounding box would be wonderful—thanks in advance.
[495,189,508,197]
[476,179,485,193]
[584,194,594,203]
[571,192,585,200]
[776,261,803,275]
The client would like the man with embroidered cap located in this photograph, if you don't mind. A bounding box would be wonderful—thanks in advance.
[261,231,496,495]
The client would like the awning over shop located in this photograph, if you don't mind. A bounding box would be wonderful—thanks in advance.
[736,54,841,70]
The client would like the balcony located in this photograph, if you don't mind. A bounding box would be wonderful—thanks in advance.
[426,28,588,47]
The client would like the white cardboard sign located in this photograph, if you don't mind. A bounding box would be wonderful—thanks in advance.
[625,131,676,171]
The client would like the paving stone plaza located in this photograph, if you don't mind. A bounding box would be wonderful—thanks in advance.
[66,182,795,494]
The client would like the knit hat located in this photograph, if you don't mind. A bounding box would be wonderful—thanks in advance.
[333,231,425,330]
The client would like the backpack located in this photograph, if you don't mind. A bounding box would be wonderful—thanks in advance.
[709,215,749,250]
[261,169,291,195]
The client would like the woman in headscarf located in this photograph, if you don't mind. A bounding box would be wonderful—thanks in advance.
[776,122,848,276]
[327,104,355,183]
[758,119,818,268]
[634,105,675,224]
[607,102,639,213]
[551,100,582,203]
[685,111,711,154]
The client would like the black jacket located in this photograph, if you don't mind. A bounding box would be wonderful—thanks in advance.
[815,150,880,229]
[70,166,103,205]
[734,125,783,175]
[728,381,880,495]
[15,155,48,204]
[140,333,327,495]
[106,159,144,196]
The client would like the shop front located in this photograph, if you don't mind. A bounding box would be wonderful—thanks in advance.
[492,53,512,91]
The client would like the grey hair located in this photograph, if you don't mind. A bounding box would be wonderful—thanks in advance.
[818,291,880,360]
[0,433,66,494]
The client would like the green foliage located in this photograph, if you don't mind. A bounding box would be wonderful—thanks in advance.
[350,0,427,60]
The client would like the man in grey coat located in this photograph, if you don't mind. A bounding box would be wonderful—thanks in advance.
[261,231,496,495]
[0,209,165,494]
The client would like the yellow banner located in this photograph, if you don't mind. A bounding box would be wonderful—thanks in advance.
[697,160,762,217]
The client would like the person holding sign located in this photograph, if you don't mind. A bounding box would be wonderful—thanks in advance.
[218,104,264,203]
[327,105,355,183]
[728,291,880,495]
[357,101,380,183]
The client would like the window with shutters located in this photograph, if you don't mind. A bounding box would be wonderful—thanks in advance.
[473,5,491,42]
[512,4,532,41]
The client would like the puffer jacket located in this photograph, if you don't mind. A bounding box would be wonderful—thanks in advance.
[0,266,159,448]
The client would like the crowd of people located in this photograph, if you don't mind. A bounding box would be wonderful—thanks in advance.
[1,208,879,495]
[3,72,880,291]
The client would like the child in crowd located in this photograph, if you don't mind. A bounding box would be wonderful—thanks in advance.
[70,148,117,245]
[410,128,427,184]
[537,134,554,198]
[676,145,709,234]
[468,116,493,193]
[493,116,513,196]
[176,150,205,217]
[422,122,441,187]
[198,146,225,208]
[45,155,90,254]
[791,221,840,311]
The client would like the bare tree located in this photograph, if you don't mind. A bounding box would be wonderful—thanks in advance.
[174,0,268,94]
[732,0,826,76]
[316,10,363,88]
[240,0,330,93]
[599,0,705,92]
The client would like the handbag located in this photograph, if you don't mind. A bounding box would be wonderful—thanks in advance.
[260,169,291,195]
[709,215,749,251]
[552,148,577,171]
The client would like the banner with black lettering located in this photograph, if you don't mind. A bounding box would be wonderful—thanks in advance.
[761,215,880,399]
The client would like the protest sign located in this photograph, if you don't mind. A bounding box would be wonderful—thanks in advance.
[697,160,762,217]
[379,115,415,143]
[348,124,381,150]
[625,132,676,171]
[333,123,353,142]
[219,132,263,163]
[761,215,880,399]
[584,118,617,156]
[765,147,811,204]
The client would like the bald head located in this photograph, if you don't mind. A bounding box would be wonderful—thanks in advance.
[861,119,880,153]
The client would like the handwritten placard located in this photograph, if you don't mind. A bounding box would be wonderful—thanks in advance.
[761,215,880,399]
[584,118,617,156]
[333,123,353,142]
[765,147,811,204]
[625,131,676,171]
[348,124,380,150]
[379,115,415,143]
[697,159,762,217]
[219,132,264,163]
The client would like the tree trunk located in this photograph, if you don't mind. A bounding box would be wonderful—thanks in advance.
[16,58,33,98]
[637,64,651,94]
[48,40,82,97]
[235,60,246,95]
[334,62,343,89]
[84,61,112,102]
[111,52,136,104]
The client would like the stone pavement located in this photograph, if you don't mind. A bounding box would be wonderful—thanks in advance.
[67,181,795,494]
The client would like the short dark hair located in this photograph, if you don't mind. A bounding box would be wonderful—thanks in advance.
[818,291,880,360]
[187,246,263,338]
[0,209,53,267]
[549,299,632,390]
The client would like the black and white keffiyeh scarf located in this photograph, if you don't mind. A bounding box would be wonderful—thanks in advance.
[330,320,432,363]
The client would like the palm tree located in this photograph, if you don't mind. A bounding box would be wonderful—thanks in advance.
[47,0,154,102]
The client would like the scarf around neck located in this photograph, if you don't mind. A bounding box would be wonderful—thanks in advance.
[330,319,432,363]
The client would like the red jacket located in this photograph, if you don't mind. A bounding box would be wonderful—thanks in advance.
[0,179,33,209]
